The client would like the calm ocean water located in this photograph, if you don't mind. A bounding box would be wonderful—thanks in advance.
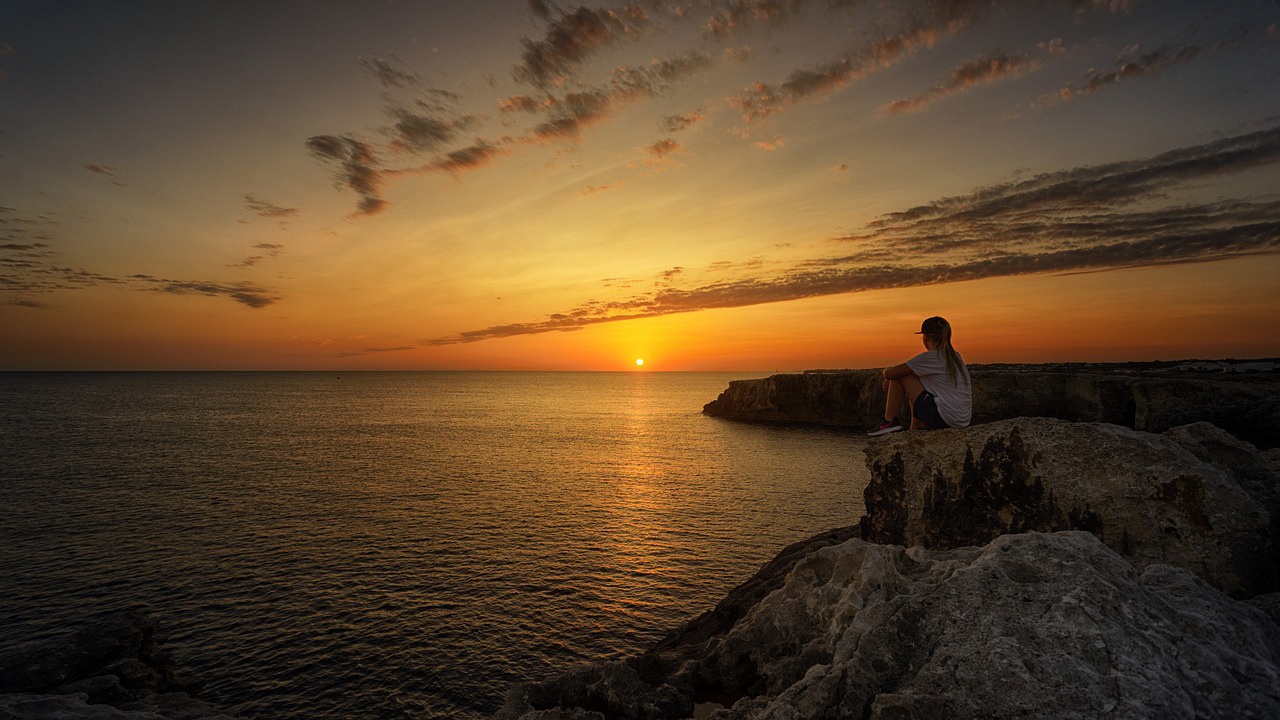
[0,372,869,719]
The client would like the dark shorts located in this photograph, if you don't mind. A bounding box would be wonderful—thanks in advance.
[913,391,950,430]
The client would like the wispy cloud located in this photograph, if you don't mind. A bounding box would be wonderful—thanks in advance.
[1056,43,1201,102]
[305,135,387,216]
[426,126,1280,345]
[661,110,706,133]
[752,134,783,150]
[359,56,418,89]
[332,345,416,358]
[150,280,278,308]
[228,242,285,269]
[306,0,1263,215]
[705,0,802,39]
[498,94,545,114]
[643,138,683,165]
[2,207,282,309]
[514,5,642,88]
[84,164,126,186]
[244,194,298,219]
[882,51,1037,115]
[727,20,952,125]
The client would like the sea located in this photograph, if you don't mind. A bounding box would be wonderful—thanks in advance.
[0,372,870,719]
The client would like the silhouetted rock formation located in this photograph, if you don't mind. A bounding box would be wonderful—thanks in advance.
[702,366,1280,449]
[860,417,1279,597]
[0,610,236,719]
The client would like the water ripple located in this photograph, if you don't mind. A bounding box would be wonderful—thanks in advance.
[1,372,866,719]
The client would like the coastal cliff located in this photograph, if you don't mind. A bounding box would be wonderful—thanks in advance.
[701,362,1280,449]
[495,374,1280,719]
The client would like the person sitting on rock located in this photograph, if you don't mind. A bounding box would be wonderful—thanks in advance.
[867,316,972,435]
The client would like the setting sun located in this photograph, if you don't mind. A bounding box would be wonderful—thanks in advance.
[635,358,645,367]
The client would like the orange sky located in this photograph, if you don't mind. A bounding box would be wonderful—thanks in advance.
[2,1,1279,370]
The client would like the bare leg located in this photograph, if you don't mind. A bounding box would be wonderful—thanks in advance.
[882,378,904,423]
[900,374,927,430]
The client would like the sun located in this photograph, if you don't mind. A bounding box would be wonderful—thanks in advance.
[635,358,645,367]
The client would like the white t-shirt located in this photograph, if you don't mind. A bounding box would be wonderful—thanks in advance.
[906,349,972,428]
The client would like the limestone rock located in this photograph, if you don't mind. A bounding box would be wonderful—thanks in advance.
[703,369,1280,449]
[494,532,1280,719]
[860,417,1277,596]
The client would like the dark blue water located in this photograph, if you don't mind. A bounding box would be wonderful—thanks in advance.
[0,372,868,719]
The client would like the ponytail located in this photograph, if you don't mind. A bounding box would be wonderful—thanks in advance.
[925,318,968,384]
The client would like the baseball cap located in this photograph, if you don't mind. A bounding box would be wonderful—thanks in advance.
[914,316,948,334]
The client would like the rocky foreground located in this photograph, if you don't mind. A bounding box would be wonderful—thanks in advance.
[497,370,1280,719]
[0,610,237,719]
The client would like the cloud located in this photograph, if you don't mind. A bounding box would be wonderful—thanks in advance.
[705,0,802,38]
[882,51,1036,115]
[499,95,545,113]
[388,105,482,154]
[728,19,951,125]
[645,137,682,161]
[153,280,278,308]
[8,297,51,309]
[528,0,556,23]
[84,164,126,185]
[660,110,706,133]
[2,206,282,309]
[306,0,1201,216]
[359,56,418,88]
[304,135,387,216]
[428,139,509,174]
[580,182,621,196]
[533,89,615,140]
[1039,37,1066,55]
[228,242,285,269]
[753,134,783,150]
[244,194,298,219]
[514,6,636,87]
[609,51,715,98]
[425,126,1280,345]
[1057,43,1201,101]
[333,345,416,357]
[529,51,716,141]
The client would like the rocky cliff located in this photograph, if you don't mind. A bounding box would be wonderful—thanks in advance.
[702,366,1280,449]
[496,531,1280,719]
[497,398,1280,717]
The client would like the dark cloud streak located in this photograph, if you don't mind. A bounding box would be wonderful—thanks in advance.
[427,126,1280,345]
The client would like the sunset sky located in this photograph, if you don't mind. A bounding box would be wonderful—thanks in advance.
[3,0,1279,370]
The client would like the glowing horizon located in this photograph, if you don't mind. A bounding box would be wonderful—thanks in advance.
[2,1,1279,371]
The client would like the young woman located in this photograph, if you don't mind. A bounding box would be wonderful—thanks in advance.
[867,316,972,436]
